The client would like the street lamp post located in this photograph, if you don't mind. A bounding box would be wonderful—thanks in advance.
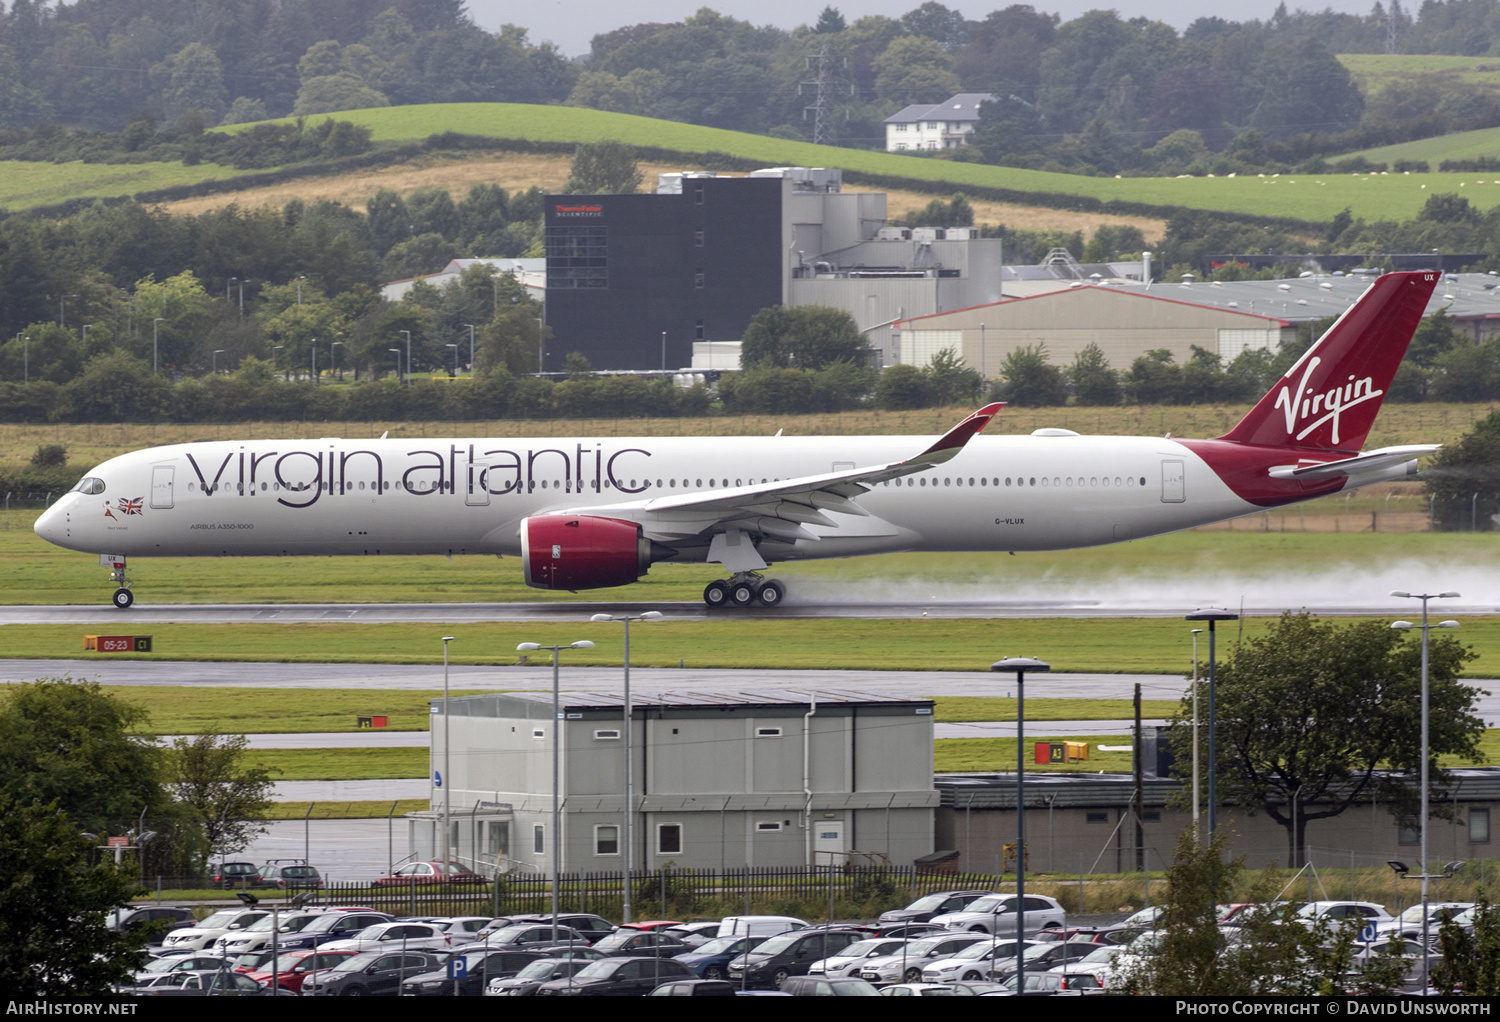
[1391,588,1461,993]
[440,637,455,874]
[515,639,595,940]
[81,323,90,347]
[22,336,29,384]
[1191,628,1204,837]
[60,294,77,327]
[389,348,401,381]
[212,349,225,374]
[238,278,245,316]
[331,341,342,381]
[990,656,1049,988]
[272,346,283,382]
[446,343,459,377]
[297,275,304,306]
[153,318,164,375]
[463,324,474,374]
[311,339,317,384]
[1185,608,1238,837]
[590,611,663,924]
[400,331,411,384]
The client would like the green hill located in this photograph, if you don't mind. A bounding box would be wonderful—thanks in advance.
[7,102,1499,225]
[1347,123,1500,166]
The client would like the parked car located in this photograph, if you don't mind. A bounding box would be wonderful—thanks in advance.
[245,949,359,994]
[274,910,394,951]
[217,910,328,956]
[371,861,486,886]
[777,975,881,996]
[482,922,591,949]
[301,949,446,996]
[318,921,451,953]
[1376,903,1473,940]
[808,937,916,979]
[989,939,1103,978]
[659,922,721,948]
[159,909,269,951]
[211,861,267,889]
[878,891,996,926]
[504,913,616,942]
[921,939,1037,983]
[535,956,695,996]
[675,934,768,979]
[484,957,596,996]
[589,928,692,958]
[647,979,738,996]
[261,859,323,891]
[399,948,548,996]
[858,933,988,985]
[134,953,231,982]
[128,969,271,997]
[716,915,807,938]
[727,927,867,989]
[106,906,197,946]
[930,894,1067,937]
[1294,901,1395,930]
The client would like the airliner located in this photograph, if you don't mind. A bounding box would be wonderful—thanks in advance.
[35,270,1438,610]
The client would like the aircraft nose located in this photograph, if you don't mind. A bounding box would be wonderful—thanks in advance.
[34,497,74,547]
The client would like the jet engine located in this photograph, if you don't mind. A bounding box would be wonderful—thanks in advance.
[520,514,670,590]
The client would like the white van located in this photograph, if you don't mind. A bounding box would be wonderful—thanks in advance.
[716,915,808,938]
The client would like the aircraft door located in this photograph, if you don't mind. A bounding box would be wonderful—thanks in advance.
[150,465,175,509]
[1160,460,1185,503]
[465,459,490,506]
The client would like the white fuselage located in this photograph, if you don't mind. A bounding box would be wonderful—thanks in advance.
[35,432,1306,564]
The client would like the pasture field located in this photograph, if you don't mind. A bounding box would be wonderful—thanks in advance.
[1348,124,1500,167]
[1339,53,1500,98]
[246,103,1496,224]
[0,157,251,210]
[5,102,1495,223]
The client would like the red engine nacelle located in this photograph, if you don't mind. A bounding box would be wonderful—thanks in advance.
[521,514,653,591]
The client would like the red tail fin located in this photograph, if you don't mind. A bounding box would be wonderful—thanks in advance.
[1219,270,1438,451]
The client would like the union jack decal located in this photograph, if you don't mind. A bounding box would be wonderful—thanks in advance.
[117,497,143,516]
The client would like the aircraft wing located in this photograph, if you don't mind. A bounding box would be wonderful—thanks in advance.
[558,403,1004,546]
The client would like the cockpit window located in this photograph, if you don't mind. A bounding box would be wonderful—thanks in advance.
[73,477,106,495]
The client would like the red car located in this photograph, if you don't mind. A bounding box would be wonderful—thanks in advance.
[246,949,358,994]
[371,861,487,887]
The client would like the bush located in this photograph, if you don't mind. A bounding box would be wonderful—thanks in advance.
[30,444,67,468]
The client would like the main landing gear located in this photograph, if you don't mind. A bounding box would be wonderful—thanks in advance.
[108,557,134,609]
[703,573,786,609]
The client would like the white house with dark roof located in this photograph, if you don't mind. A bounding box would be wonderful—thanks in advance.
[884,93,996,151]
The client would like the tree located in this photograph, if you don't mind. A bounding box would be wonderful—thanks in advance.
[814,6,846,34]
[1435,890,1500,994]
[1070,342,1119,406]
[1427,409,1500,531]
[995,344,1067,406]
[1170,613,1484,867]
[0,798,145,996]
[1120,827,1409,995]
[0,679,166,833]
[168,731,276,857]
[563,140,642,195]
[740,305,871,371]
[873,35,961,105]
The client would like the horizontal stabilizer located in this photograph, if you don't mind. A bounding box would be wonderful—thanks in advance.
[1268,445,1440,480]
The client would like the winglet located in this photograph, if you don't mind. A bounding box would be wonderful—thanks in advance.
[913,402,1005,463]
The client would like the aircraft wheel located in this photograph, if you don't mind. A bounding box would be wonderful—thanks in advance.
[703,581,730,608]
[756,579,786,607]
[112,588,134,609]
[730,581,757,607]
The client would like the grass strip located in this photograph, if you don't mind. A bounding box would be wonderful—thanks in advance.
[101,689,1175,735]
[10,612,1498,675]
[250,746,428,781]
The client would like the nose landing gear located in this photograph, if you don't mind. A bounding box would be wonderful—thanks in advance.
[703,573,786,609]
[107,557,134,609]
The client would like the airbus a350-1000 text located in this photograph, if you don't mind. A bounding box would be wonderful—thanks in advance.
[35,270,1440,609]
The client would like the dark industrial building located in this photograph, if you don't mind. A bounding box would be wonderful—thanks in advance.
[544,175,785,372]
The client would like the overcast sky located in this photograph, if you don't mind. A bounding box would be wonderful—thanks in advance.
[466,1,1383,58]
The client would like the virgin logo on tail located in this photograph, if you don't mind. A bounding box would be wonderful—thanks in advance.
[1271,356,1382,447]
